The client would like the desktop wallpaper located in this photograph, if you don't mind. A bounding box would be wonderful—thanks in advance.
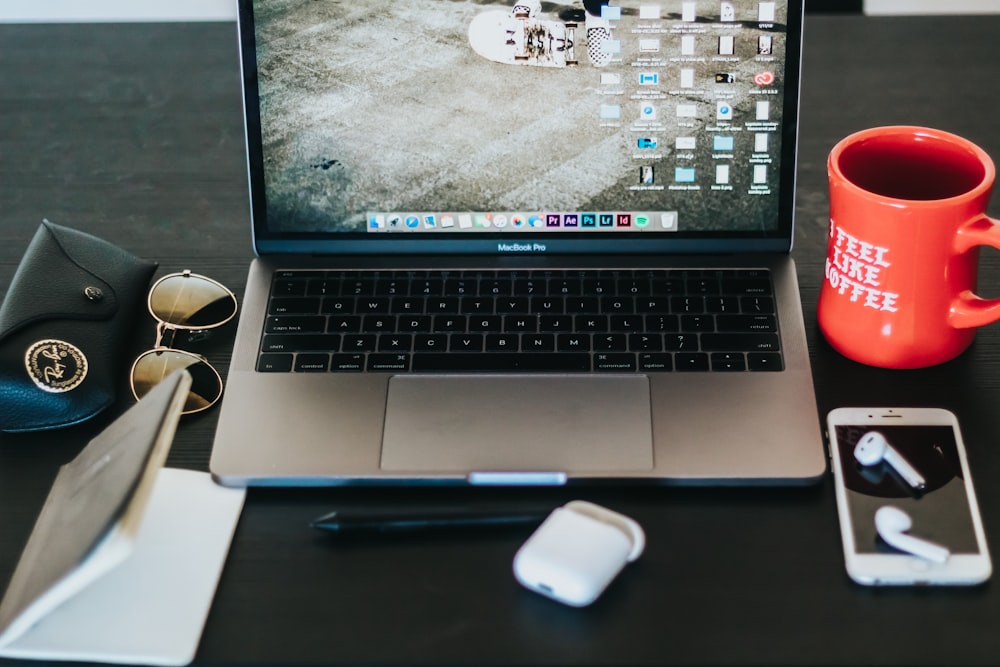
[250,0,791,234]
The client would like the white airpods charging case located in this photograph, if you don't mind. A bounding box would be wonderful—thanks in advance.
[513,500,645,607]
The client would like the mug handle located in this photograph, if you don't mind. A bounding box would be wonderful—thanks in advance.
[950,215,1000,328]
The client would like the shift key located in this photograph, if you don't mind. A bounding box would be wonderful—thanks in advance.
[700,333,780,352]
[262,334,341,352]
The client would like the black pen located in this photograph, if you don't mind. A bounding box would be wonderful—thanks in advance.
[310,508,549,534]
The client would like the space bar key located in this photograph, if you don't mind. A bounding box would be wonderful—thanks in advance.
[411,353,591,372]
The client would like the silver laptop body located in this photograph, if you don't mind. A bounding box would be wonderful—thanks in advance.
[210,0,825,486]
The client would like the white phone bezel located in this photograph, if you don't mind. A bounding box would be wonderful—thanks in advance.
[827,407,992,586]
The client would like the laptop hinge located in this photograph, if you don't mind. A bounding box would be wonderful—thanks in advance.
[468,472,568,486]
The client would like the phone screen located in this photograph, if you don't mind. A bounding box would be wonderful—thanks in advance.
[834,424,982,556]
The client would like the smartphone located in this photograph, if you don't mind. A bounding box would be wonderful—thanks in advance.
[827,407,992,585]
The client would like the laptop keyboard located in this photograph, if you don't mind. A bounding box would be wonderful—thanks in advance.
[256,269,783,373]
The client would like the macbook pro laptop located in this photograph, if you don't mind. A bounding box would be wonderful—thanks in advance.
[210,0,825,486]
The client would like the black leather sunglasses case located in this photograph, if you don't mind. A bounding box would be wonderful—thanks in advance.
[0,221,157,432]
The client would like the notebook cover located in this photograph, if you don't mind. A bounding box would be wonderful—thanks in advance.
[0,370,190,646]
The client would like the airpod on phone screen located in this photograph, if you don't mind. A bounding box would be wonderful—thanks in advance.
[875,506,950,563]
[854,431,927,491]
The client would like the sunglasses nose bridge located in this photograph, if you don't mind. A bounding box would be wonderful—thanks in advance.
[153,320,172,349]
[154,320,194,352]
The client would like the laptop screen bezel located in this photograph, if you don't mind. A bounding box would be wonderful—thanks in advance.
[237,0,804,256]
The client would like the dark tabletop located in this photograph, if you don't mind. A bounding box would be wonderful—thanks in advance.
[3,12,1000,667]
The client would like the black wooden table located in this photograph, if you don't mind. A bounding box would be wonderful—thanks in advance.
[3,13,1000,667]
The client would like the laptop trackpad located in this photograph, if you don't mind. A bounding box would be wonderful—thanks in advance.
[380,375,653,474]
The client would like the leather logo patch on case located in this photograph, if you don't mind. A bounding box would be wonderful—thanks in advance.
[24,339,89,393]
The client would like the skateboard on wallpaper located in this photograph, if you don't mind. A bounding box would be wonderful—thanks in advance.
[468,7,580,68]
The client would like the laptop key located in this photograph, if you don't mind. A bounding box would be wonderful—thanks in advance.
[740,296,776,313]
[357,297,392,313]
[411,353,590,372]
[367,353,411,372]
[511,277,543,296]
[629,334,663,351]
[723,278,772,295]
[716,314,777,332]
[576,315,609,332]
[343,334,377,352]
[378,334,412,352]
[469,316,503,332]
[443,278,474,296]
[675,353,710,371]
[295,353,330,372]
[594,334,628,351]
[680,314,713,332]
[330,353,365,372]
[271,279,308,297]
[561,298,595,314]
[328,315,362,332]
[601,297,635,314]
[427,297,461,313]
[650,277,685,294]
[322,296,356,314]
[705,297,740,313]
[497,297,530,313]
[609,315,642,332]
[550,278,582,296]
[257,353,293,372]
[504,315,537,332]
[391,297,425,314]
[433,315,467,332]
[701,333,780,352]
[451,334,485,351]
[671,296,704,313]
[644,314,679,332]
[458,297,491,314]
[522,334,556,352]
[533,298,564,314]
[595,353,637,372]
[557,334,591,351]
[687,278,721,295]
[483,278,513,296]
[664,334,698,351]
[362,315,397,332]
[411,278,445,296]
[711,353,747,372]
[618,278,650,295]
[374,278,409,296]
[637,298,671,313]
[269,297,320,315]
[539,315,573,332]
[485,334,519,351]
[344,278,377,297]
[639,353,673,371]
[261,334,341,352]
[414,334,448,351]
[266,315,326,334]
[748,352,784,371]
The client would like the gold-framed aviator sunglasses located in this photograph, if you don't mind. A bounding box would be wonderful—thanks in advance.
[130,270,238,414]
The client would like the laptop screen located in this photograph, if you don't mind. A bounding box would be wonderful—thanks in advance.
[240,0,802,254]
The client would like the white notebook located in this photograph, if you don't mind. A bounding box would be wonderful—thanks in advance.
[0,372,245,665]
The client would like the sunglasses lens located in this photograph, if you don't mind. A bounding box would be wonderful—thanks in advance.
[149,273,237,329]
[131,350,223,414]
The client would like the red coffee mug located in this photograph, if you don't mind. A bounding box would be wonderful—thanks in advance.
[819,126,1000,368]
